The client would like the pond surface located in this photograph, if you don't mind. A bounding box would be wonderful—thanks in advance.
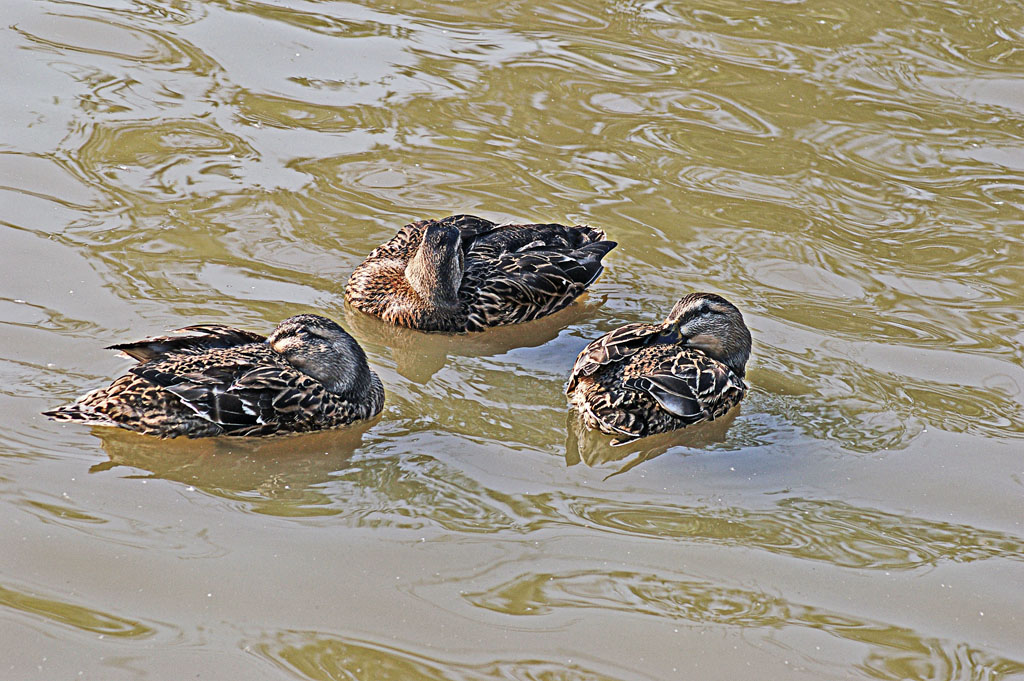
[3,0,1023,678]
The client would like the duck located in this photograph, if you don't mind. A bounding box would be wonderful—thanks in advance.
[344,214,616,332]
[566,292,751,444]
[43,314,384,438]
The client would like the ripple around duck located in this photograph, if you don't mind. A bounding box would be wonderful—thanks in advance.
[590,89,781,138]
[324,446,542,533]
[0,152,105,212]
[5,456,234,558]
[725,244,1021,358]
[637,0,892,49]
[88,425,375,518]
[84,424,545,528]
[757,339,1023,445]
[116,431,1024,563]
[256,629,650,681]
[462,570,1024,681]
[802,122,1024,194]
[0,581,154,639]
[0,297,107,338]
[534,39,682,81]
[232,91,362,133]
[750,354,924,453]
[342,300,601,385]
[71,118,257,203]
[568,497,1024,570]
[13,9,218,74]
[565,404,777,473]
[214,0,402,40]
[884,7,1024,74]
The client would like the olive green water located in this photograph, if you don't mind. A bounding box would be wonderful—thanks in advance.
[3,0,1023,678]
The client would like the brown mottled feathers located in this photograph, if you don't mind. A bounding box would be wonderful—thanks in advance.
[345,214,616,332]
[567,295,751,444]
[44,315,384,438]
[566,321,660,393]
[569,343,746,444]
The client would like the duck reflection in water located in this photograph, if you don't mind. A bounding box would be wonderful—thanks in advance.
[88,421,376,512]
[343,295,604,384]
[565,405,741,477]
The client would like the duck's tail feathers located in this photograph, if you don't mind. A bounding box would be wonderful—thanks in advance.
[575,240,618,286]
[43,404,116,426]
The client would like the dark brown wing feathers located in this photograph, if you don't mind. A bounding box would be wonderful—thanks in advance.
[566,322,660,393]
[107,324,266,363]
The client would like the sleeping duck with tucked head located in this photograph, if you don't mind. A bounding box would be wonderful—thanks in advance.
[345,214,616,332]
[566,292,752,444]
[44,314,384,438]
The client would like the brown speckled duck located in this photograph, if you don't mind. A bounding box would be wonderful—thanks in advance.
[566,293,751,444]
[345,214,616,332]
[44,314,384,438]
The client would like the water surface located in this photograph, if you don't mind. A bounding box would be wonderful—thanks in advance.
[2,0,1023,678]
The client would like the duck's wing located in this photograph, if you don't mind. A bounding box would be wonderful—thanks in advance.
[435,214,499,241]
[566,322,659,393]
[130,359,324,435]
[462,226,616,331]
[106,325,266,363]
[373,215,497,261]
[461,220,606,254]
[623,350,746,426]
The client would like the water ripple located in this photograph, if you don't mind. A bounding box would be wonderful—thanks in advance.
[570,497,1024,570]
[465,569,1024,681]
[257,629,653,681]
[5,0,1024,676]
[0,581,155,639]
[89,427,1024,572]
[14,10,218,73]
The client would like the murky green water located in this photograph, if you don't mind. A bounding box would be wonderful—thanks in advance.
[3,0,1023,678]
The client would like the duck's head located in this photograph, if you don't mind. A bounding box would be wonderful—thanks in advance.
[268,314,372,395]
[664,292,751,377]
[405,224,464,310]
